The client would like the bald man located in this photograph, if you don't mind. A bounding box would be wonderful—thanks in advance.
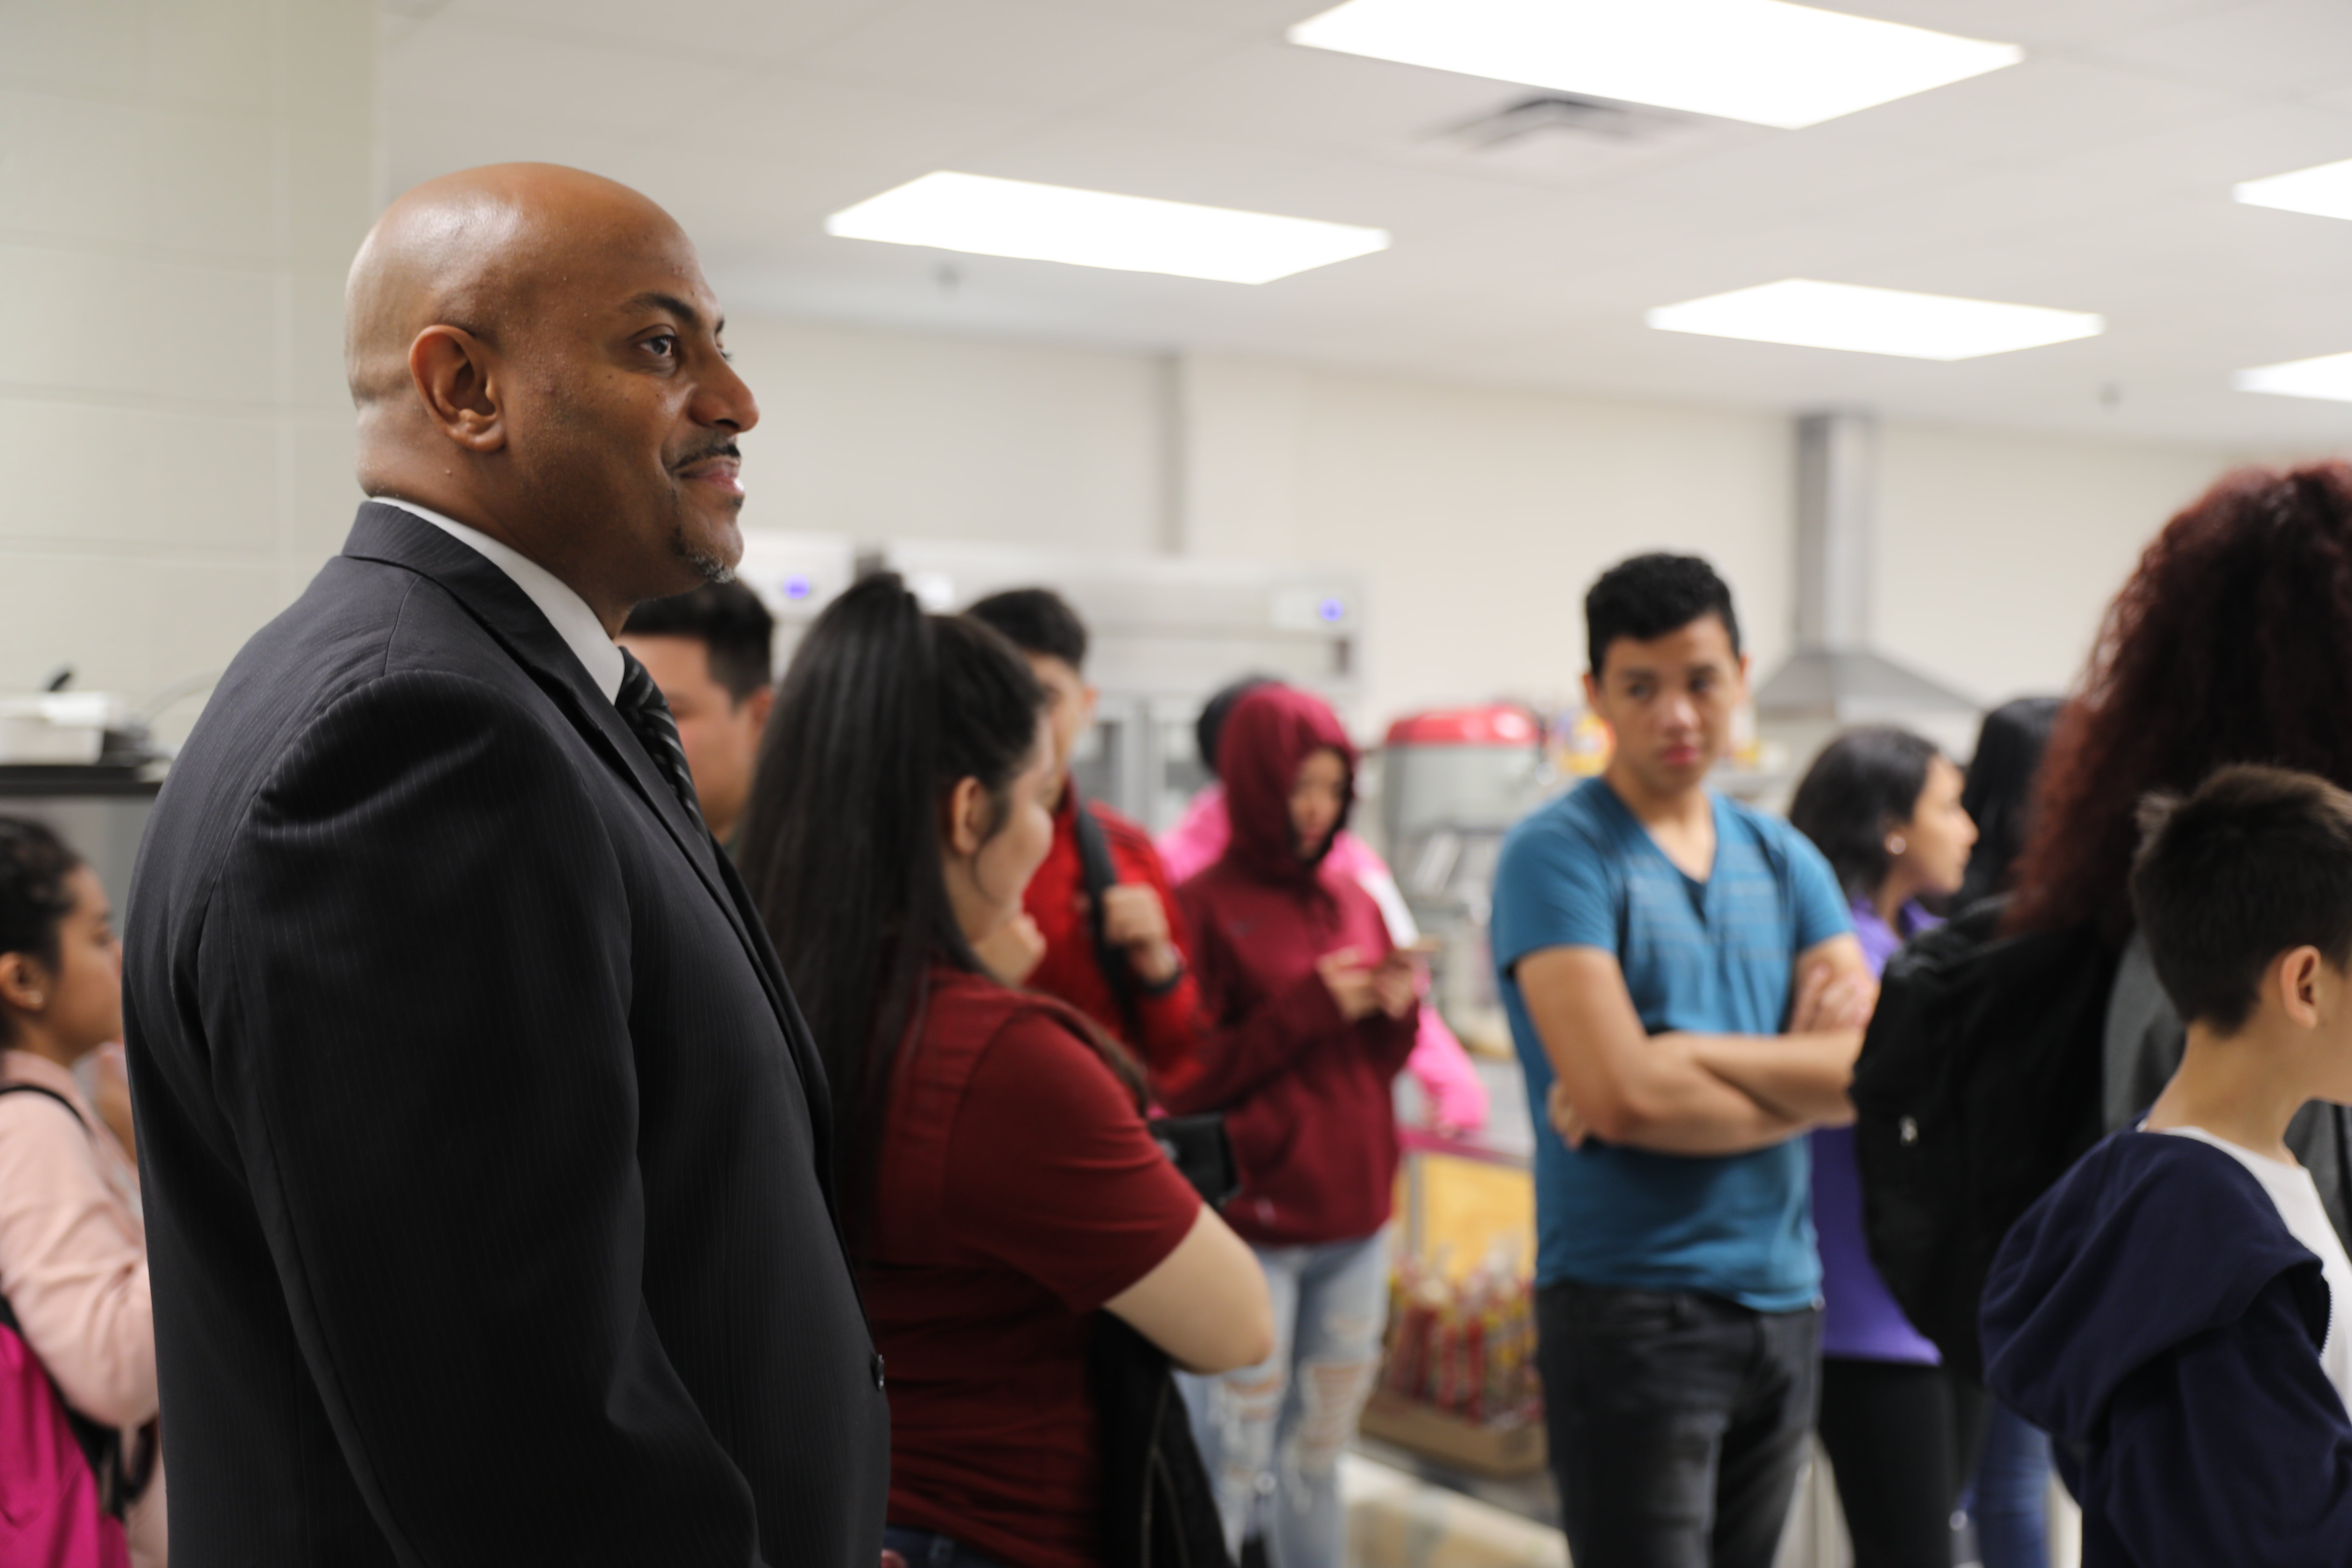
[122,166,888,1566]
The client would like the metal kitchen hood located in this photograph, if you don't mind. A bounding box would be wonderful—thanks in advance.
[1753,411,1977,721]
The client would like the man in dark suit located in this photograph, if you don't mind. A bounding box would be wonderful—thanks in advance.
[122,163,889,1565]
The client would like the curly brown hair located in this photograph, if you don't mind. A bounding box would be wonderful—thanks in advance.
[2012,462,2352,938]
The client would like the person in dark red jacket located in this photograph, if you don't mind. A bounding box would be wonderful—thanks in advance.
[1164,682,1420,1568]
[966,588,1203,1092]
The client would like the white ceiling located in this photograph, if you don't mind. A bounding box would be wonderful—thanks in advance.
[383,0,2352,449]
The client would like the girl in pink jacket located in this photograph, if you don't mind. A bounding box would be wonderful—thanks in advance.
[0,819,164,1566]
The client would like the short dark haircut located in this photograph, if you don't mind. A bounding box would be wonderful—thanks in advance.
[2130,765,2352,1033]
[1788,727,1943,903]
[965,587,1088,672]
[1584,552,1742,676]
[621,581,774,703]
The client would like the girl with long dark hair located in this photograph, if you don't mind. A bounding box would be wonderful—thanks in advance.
[735,575,1270,1568]
[1788,729,1981,1568]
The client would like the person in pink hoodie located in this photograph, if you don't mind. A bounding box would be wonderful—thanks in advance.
[0,819,163,1566]
[1162,677,1488,1137]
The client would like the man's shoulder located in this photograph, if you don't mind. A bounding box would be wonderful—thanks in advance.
[1717,793,1836,885]
[1499,783,1621,877]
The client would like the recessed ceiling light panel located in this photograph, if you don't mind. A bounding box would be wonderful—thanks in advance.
[1646,279,2104,360]
[2235,158,2352,223]
[1288,0,2022,130]
[2235,352,2352,402]
[823,172,1390,285]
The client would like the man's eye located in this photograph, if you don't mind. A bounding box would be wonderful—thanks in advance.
[645,333,678,358]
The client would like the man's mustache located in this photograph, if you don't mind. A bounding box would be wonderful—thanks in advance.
[670,440,741,471]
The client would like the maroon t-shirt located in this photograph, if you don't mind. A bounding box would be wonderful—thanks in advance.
[863,963,1202,1568]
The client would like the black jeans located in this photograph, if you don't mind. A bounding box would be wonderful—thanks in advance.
[1816,1358,1988,1568]
[1538,1281,1822,1568]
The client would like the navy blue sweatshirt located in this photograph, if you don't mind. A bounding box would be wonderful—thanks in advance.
[1981,1131,2352,1566]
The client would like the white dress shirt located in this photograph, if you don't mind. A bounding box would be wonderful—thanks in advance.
[375,497,625,705]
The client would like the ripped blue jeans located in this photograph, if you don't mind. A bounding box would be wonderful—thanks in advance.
[1180,1232,1390,1568]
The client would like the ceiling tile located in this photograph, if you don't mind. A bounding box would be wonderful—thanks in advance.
[426,0,897,66]
[2088,0,2352,96]
[793,0,1238,112]
[384,17,767,137]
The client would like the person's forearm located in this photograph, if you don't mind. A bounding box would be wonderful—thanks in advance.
[1684,1030,1860,1126]
[1606,1069,1809,1155]
[1556,1039,1809,1156]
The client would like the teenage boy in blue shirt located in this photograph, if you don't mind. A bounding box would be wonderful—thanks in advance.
[1984,765,2352,1566]
[1493,554,1874,1568]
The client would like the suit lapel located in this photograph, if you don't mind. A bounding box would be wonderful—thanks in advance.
[339,505,818,1088]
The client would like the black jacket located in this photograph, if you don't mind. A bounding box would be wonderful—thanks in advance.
[1983,1130,2352,1567]
[123,504,889,1566]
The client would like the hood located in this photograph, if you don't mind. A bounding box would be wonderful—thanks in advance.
[1217,685,1356,885]
[1981,1130,2327,1444]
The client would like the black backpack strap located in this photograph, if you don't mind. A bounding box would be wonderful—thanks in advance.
[1072,786,1146,1046]
[0,1082,138,1514]
[0,1080,84,1127]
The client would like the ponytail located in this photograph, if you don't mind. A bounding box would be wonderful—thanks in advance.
[737,573,1052,1238]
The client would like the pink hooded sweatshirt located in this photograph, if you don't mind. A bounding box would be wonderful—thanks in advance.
[1161,785,1488,1136]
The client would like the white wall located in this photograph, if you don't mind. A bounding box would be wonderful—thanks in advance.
[721,314,1171,554]
[0,0,376,743]
[1179,355,1800,725]
[1874,424,2234,709]
[692,321,2262,731]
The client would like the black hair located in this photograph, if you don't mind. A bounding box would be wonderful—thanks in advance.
[1957,696,2064,908]
[1584,553,1742,676]
[1196,674,1280,780]
[1788,727,1945,904]
[735,574,1135,1241]
[2130,765,2352,1034]
[0,819,79,1043]
[964,587,1088,672]
[620,580,775,703]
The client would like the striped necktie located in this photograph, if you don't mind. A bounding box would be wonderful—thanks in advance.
[616,651,706,832]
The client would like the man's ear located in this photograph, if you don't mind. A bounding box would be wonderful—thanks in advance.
[1581,669,1603,711]
[744,685,775,734]
[408,325,507,453]
[1080,682,1101,731]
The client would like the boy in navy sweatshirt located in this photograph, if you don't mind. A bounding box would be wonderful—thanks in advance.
[1982,764,2352,1566]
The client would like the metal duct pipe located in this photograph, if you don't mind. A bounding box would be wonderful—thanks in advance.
[1794,410,1874,651]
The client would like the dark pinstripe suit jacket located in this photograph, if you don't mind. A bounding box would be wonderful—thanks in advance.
[123,504,888,1566]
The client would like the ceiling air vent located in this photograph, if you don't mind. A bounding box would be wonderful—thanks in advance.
[1440,93,1689,148]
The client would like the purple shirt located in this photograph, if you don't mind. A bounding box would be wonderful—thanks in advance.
[1813,897,1941,1363]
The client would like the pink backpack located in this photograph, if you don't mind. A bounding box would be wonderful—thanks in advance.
[0,1082,133,1568]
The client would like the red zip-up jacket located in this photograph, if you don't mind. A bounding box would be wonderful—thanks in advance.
[1165,685,1417,1247]
[1022,785,1204,1093]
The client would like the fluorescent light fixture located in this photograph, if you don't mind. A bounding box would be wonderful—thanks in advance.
[2236,158,2352,222]
[2235,351,2352,402]
[1646,279,2104,360]
[1288,0,2021,130]
[824,172,1389,285]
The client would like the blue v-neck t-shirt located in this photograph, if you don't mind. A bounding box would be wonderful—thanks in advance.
[1492,778,1851,1310]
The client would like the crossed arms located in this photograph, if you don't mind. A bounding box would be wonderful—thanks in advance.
[1517,936,1874,1157]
